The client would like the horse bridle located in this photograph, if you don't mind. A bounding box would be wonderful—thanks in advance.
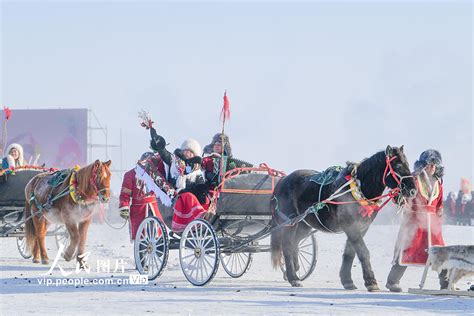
[382,155,415,201]
[90,163,109,203]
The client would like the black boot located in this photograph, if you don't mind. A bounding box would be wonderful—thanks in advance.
[386,263,407,292]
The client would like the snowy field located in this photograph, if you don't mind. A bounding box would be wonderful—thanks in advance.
[1,223,472,315]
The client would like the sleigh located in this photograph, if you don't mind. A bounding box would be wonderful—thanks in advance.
[133,162,319,286]
[0,166,70,259]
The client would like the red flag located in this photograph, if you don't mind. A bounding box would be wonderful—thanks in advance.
[220,91,230,122]
[3,107,11,120]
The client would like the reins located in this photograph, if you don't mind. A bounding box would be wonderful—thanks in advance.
[274,154,408,231]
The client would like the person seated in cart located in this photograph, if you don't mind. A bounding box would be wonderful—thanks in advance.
[119,152,166,241]
[386,149,447,292]
[149,127,209,233]
[202,133,253,190]
[2,143,26,169]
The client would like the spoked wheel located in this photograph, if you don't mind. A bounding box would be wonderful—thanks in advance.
[281,233,318,281]
[179,219,219,286]
[134,216,169,280]
[54,225,70,250]
[220,252,253,278]
[16,235,32,259]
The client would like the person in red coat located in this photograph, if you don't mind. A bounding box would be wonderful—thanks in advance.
[119,152,165,241]
[386,149,447,292]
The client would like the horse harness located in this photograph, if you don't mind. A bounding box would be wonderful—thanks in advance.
[30,164,105,213]
[273,154,407,231]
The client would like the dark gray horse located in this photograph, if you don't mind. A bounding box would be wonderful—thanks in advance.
[271,146,417,291]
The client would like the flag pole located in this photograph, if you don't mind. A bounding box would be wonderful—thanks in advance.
[219,91,230,183]
[1,107,11,156]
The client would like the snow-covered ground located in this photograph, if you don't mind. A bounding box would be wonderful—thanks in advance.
[1,223,472,315]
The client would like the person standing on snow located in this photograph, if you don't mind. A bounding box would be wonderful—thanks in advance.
[119,152,165,241]
[386,149,447,292]
[456,178,473,226]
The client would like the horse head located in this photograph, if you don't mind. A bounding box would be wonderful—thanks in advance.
[383,145,417,204]
[92,159,112,203]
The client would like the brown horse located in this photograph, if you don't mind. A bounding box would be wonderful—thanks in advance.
[24,160,111,266]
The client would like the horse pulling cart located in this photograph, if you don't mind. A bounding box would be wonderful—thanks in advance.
[133,164,319,286]
[0,166,70,258]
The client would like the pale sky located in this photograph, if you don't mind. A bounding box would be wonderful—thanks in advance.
[1,0,472,193]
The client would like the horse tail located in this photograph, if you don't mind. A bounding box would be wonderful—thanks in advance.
[24,179,37,252]
[271,229,283,270]
[271,195,283,269]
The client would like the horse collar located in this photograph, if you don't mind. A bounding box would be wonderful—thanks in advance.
[344,171,382,218]
[69,170,97,205]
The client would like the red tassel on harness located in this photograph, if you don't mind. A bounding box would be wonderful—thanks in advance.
[3,107,11,120]
[220,91,231,122]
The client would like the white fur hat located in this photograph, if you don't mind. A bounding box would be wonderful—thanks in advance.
[181,139,202,157]
[5,143,25,167]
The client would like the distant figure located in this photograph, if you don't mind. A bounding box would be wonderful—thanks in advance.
[2,143,26,169]
[456,178,473,226]
[444,191,458,225]
[386,149,447,292]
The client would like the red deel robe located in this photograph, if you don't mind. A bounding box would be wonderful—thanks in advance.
[396,176,445,266]
[119,169,163,240]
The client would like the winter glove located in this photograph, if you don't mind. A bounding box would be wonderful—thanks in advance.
[436,208,443,217]
[119,207,130,220]
[150,127,166,151]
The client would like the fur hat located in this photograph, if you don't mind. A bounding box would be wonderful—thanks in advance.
[414,149,444,178]
[203,133,232,157]
[180,139,202,157]
[140,151,154,161]
[5,143,25,167]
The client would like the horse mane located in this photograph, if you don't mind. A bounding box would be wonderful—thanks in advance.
[353,151,387,199]
[75,162,97,198]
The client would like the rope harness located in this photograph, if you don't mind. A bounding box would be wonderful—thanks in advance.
[30,164,108,212]
[273,154,408,231]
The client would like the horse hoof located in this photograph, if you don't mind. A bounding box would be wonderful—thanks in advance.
[343,283,358,290]
[32,258,41,264]
[63,254,73,262]
[41,259,49,265]
[78,261,89,270]
[290,280,303,287]
[367,284,380,292]
[283,273,288,281]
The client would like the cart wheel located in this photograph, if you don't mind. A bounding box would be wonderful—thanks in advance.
[134,216,169,281]
[16,236,32,259]
[55,225,70,250]
[179,219,219,286]
[220,252,253,278]
[281,233,318,281]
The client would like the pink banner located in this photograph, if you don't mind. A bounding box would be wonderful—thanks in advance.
[1,109,87,169]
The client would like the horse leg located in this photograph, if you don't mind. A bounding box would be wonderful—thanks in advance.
[346,231,379,292]
[339,239,357,290]
[32,241,41,263]
[282,226,302,287]
[76,217,92,269]
[293,223,312,274]
[63,222,79,262]
[32,216,49,264]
